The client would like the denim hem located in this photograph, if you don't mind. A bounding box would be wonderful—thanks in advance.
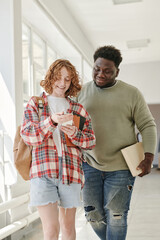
[29,200,58,207]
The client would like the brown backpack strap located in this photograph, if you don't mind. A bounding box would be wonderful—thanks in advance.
[33,96,44,120]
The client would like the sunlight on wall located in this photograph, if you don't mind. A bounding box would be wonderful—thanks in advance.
[0,72,16,140]
[0,72,17,187]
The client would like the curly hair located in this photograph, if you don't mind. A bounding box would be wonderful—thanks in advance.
[93,46,122,68]
[40,59,82,97]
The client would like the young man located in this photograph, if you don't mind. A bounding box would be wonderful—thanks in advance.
[77,46,157,240]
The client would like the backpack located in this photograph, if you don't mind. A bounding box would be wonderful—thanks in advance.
[13,97,44,180]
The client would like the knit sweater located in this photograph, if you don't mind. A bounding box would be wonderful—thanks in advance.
[77,80,157,171]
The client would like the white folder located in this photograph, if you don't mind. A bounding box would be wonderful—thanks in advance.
[121,142,144,177]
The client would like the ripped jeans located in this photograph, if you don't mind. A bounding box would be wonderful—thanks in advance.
[82,162,135,240]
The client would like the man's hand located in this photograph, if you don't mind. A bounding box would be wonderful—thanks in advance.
[137,152,154,177]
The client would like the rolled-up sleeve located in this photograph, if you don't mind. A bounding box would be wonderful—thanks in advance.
[20,97,57,146]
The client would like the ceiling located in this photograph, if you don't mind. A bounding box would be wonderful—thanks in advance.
[61,0,160,64]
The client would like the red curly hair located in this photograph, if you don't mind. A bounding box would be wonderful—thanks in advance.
[40,59,82,97]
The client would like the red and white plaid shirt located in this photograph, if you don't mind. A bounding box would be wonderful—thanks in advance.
[20,92,96,186]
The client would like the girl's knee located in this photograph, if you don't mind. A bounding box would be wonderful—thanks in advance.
[60,220,75,236]
[44,225,59,239]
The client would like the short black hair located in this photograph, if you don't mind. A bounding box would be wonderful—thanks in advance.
[93,45,122,68]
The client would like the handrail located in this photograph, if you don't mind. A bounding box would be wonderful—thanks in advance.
[0,211,39,239]
[0,193,40,239]
[0,193,30,215]
[0,130,40,239]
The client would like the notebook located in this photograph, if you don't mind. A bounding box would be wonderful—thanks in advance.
[64,114,85,147]
[121,142,144,177]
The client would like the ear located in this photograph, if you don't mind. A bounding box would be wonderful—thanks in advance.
[116,68,120,77]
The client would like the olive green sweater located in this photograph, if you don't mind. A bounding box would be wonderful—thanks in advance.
[77,80,157,171]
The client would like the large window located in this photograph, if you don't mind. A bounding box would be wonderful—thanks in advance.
[22,22,92,100]
[22,24,31,96]
[32,33,46,95]
[47,46,56,68]
[83,59,92,83]
[33,63,45,96]
[33,33,45,68]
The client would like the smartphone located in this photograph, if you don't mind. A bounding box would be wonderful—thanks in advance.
[61,119,73,126]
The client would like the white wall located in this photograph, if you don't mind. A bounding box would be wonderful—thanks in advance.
[119,61,160,165]
[119,61,160,104]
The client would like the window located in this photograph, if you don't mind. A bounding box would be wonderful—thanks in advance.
[22,24,31,96]
[32,33,46,95]
[83,59,92,84]
[22,22,92,99]
[33,32,45,68]
[47,46,56,68]
[33,63,45,96]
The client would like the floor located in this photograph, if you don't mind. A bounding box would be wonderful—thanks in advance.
[19,168,160,240]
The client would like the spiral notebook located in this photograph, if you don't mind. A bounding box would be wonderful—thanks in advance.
[121,142,144,177]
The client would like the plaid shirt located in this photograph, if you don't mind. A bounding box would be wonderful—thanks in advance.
[20,92,96,186]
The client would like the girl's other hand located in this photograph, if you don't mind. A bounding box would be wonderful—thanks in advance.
[51,112,73,124]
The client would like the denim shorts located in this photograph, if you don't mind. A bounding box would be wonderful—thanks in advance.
[30,158,82,208]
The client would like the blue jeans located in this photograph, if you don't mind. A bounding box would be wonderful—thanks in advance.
[82,162,135,240]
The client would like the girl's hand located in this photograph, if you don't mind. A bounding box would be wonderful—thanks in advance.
[61,124,77,137]
[51,112,73,124]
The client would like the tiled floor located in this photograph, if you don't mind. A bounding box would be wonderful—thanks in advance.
[20,168,160,240]
[126,168,160,240]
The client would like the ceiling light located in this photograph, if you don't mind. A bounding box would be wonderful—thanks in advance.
[126,39,150,49]
[113,0,142,5]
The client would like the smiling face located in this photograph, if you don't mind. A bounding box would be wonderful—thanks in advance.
[93,57,119,88]
[51,67,71,97]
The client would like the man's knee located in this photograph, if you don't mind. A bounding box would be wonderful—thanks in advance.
[107,210,128,226]
[84,205,106,225]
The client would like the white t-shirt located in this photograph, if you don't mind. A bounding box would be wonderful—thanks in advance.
[47,95,70,157]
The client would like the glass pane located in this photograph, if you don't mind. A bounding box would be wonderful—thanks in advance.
[23,98,30,109]
[22,24,30,95]
[33,63,45,96]
[83,60,92,84]
[33,33,45,68]
[47,46,56,68]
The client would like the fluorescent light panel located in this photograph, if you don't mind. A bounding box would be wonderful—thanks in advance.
[113,0,142,4]
[127,39,150,49]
